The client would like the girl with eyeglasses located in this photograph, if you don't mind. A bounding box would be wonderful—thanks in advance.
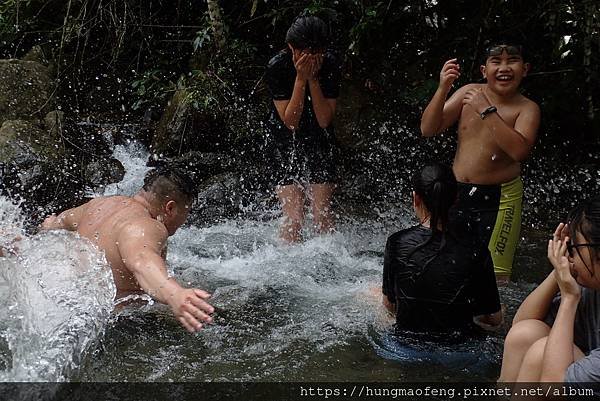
[499,196,600,387]
[382,163,503,333]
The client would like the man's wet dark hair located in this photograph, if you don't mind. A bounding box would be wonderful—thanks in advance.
[142,166,197,205]
[285,15,329,50]
[568,196,600,273]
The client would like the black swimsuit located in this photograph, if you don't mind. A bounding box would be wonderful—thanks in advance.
[382,225,501,332]
[264,50,341,186]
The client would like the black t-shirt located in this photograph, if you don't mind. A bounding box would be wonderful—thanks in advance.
[265,50,341,143]
[382,225,501,332]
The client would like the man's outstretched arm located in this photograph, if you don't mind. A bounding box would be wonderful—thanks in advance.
[117,220,214,332]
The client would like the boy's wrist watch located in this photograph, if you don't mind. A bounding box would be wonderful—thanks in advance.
[480,105,497,119]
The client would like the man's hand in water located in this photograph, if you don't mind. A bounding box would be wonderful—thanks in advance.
[439,58,461,91]
[548,223,581,300]
[167,287,214,333]
[463,87,492,114]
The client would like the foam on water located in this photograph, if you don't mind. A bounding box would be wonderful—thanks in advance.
[0,203,115,381]
[1,139,536,382]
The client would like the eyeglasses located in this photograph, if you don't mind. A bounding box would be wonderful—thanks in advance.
[567,241,600,258]
[486,45,523,57]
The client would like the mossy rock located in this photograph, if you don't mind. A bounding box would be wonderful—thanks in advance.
[151,89,232,157]
[0,119,64,164]
[0,59,54,123]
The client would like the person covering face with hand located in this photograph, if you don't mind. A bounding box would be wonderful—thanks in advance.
[265,14,341,243]
[500,197,600,391]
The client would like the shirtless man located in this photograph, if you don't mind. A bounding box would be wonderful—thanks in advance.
[420,42,541,282]
[40,166,214,333]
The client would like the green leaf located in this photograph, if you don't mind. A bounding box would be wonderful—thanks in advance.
[250,0,258,17]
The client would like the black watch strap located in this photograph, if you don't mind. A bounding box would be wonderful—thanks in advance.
[480,105,497,119]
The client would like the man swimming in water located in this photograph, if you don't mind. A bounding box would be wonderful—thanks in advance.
[420,41,541,283]
[40,166,214,333]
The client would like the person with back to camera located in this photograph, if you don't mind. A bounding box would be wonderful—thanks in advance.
[265,14,341,243]
[499,197,600,389]
[420,41,541,283]
[382,163,503,333]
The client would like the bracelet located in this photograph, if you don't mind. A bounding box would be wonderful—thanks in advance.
[480,105,497,120]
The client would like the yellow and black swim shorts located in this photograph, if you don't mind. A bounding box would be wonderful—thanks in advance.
[450,177,523,277]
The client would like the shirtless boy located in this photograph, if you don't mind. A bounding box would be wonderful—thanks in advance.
[40,166,214,333]
[420,42,541,282]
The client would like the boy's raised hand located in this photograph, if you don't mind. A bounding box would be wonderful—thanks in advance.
[548,223,580,300]
[439,58,460,91]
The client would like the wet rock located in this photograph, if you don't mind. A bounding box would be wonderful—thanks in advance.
[22,45,49,66]
[191,172,243,223]
[84,158,125,189]
[151,89,230,157]
[0,119,59,164]
[335,80,378,148]
[44,111,64,138]
[0,59,54,123]
[148,151,236,183]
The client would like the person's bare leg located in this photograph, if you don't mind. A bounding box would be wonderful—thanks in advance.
[515,336,548,382]
[276,184,305,243]
[309,183,335,234]
[499,319,550,383]
[515,337,585,382]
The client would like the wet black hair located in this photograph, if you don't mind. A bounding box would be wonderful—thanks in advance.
[568,196,600,271]
[285,15,329,50]
[406,163,458,265]
[412,163,457,234]
[142,166,197,205]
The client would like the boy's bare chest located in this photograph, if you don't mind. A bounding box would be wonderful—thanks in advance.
[458,105,519,140]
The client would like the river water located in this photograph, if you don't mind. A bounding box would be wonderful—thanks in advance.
[0,140,553,383]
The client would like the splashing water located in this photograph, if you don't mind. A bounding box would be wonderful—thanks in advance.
[0,198,115,382]
[1,138,544,383]
[95,141,150,197]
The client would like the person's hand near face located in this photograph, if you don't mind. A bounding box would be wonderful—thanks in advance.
[438,58,461,92]
[463,87,493,115]
[292,49,312,82]
[548,222,581,300]
[309,52,323,81]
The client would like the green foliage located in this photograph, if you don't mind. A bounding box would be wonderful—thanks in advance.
[131,68,179,111]
[1,0,598,143]
[0,0,33,35]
